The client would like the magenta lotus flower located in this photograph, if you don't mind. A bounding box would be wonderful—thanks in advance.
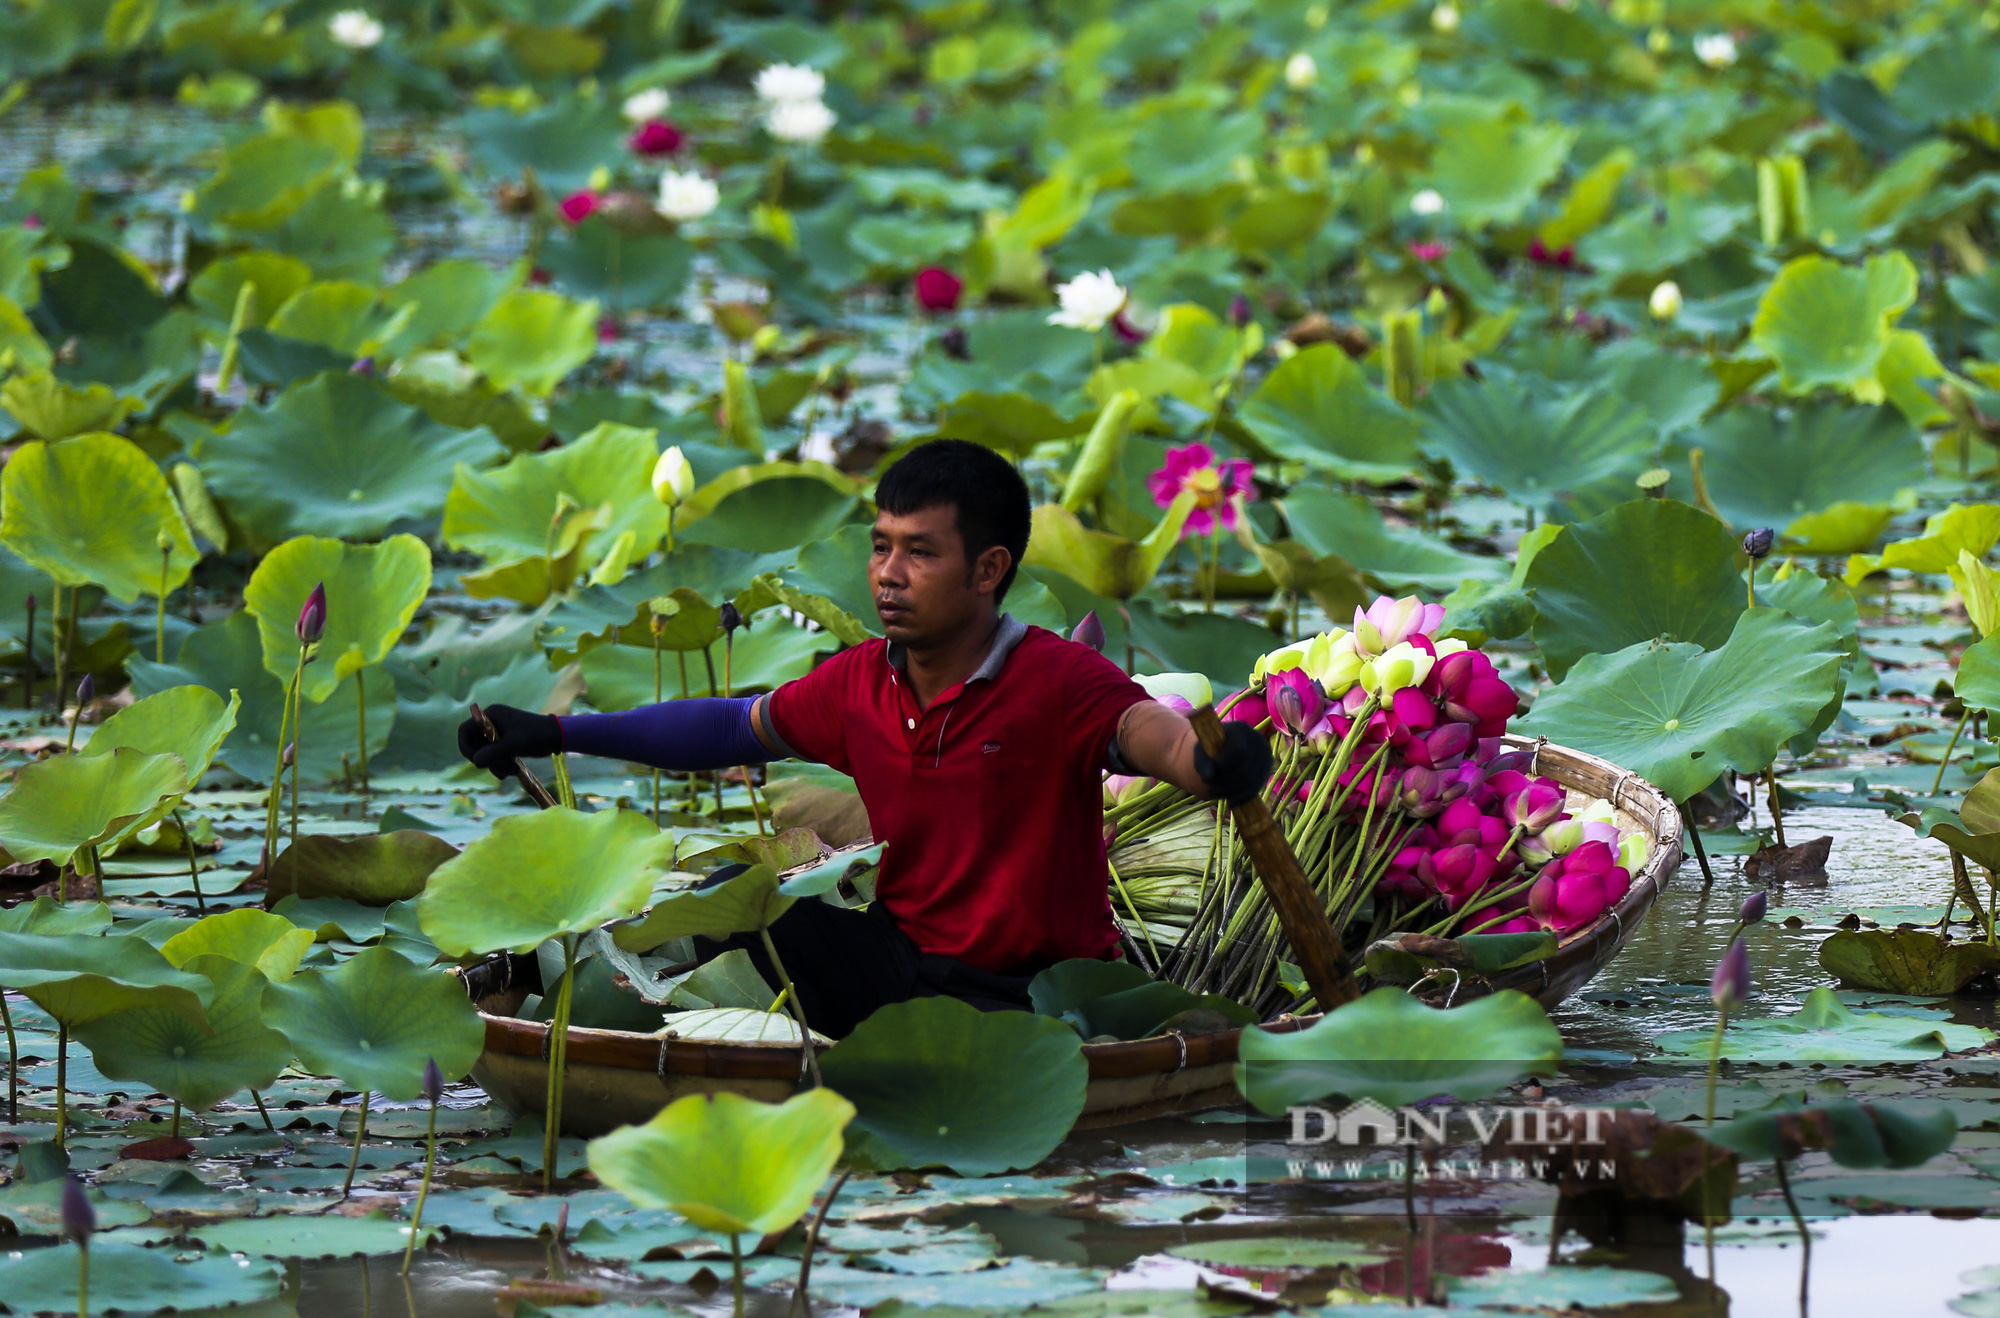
[1147,442,1255,538]
[628,119,686,157]
[1221,689,1269,728]
[1352,595,1445,656]
[1405,720,1473,770]
[1504,778,1565,832]
[1408,241,1448,262]
[1389,686,1438,737]
[1397,766,1446,818]
[1154,693,1195,715]
[296,583,326,646]
[1527,840,1630,934]
[1421,843,1497,909]
[1526,238,1577,270]
[1740,890,1769,925]
[558,190,602,225]
[1267,667,1324,739]
[1712,936,1751,1009]
[1070,611,1106,652]
[1111,310,1149,344]
[60,1174,93,1243]
[915,266,964,313]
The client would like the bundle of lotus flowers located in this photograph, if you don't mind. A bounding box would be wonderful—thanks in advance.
[1103,595,1652,1017]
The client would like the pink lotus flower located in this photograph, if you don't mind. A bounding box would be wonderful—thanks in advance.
[1526,238,1576,270]
[1267,668,1325,739]
[628,120,686,157]
[914,267,963,313]
[22,213,41,231]
[559,190,603,225]
[1111,310,1149,344]
[1405,720,1472,770]
[1221,689,1269,728]
[1504,778,1565,832]
[1148,442,1255,538]
[1421,843,1497,910]
[1408,241,1448,262]
[1527,840,1630,934]
[1353,595,1445,656]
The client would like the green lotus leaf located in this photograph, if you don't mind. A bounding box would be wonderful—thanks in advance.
[1024,492,1194,601]
[818,996,1088,1175]
[442,421,669,582]
[1123,598,1287,689]
[1237,345,1422,483]
[266,830,460,906]
[1234,987,1562,1114]
[261,944,485,1099]
[1845,503,2000,584]
[1577,197,1750,277]
[81,684,239,782]
[1283,489,1506,592]
[1654,987,1993,1063]
[242,534,432,704]
[751,573,873,648]
[1704,1099,1957,1169]
[679,468,861,554]
[0,1240,282,1315]
[588,1089,853,1236]
[159,908,318,982]
[466,287,599,397]
[379,260,509,359]
[233,327,352,388]
[190,132,343,230]
[0,371,136,440]
[0,931,212,1029]
[1424,115,1574,227]
[0,896,111,936]
[1957,633,2000,719]
[196,371,505,541]
[128,612,395,783]
[930,390,1094,456]
[1818,929,2000,996]
[420,806,670,957]
[541,218,694,312]
[612,865,793,953]
[1751,251,1918,398]
[0,747,189,866]
[192,1211,441,1258]
[579,620,829,709]
[1907,765,2000,871]
[266,281,413,358]
[1445,1267,1677,1312]
[1523,499,1747,681]
[260,181,397,283]
[463,96,627,194]
[1065,982,1256,1042]
[1421,376,1654,519]
[187,251,315,330]
[1518,608,1847,802]
[0,295,52,374]
[75,954,293,1112]
[1027,960,1155,1018]
[0,432,199,602]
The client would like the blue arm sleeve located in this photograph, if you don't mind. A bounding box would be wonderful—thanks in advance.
[558,697,775,771]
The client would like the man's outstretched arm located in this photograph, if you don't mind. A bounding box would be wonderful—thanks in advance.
[1114,700,1272,804]
[457,699,786,778]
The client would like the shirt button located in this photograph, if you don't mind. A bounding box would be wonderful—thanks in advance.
[906,718,915,729]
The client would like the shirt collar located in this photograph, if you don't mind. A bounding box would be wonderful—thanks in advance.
[886,614,1029,684]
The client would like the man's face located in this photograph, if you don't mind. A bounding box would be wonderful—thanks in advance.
[869,505,1009,646]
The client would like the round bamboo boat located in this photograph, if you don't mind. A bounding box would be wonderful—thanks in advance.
[465,737,1683,1137]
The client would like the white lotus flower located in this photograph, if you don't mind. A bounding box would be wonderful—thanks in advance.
[1410,188,1446,216]
[1649,279,1683,321]
[1694,33,1738,68]
[755,63,825,104]
[652,446,695,507]
[622,88,671,123]
[328,9,383,48]
[1047,269,1126,332]
[767,98,835,144]
[1432,3,1460,33]
[656,169,719,222]
[1284,53,1318,89]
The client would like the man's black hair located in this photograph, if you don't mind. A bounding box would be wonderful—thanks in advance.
[875,440,1032,602]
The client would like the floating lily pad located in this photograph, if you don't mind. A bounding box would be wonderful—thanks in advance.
[190,1211,438,1258]
[1445,1265,1677,1310]
[261,944,484,1100]
[1819,929,2000,996]
[808,1258,1105,1309]
[818,996,1088,1176]
[0,1239,283,1315]
[1655,987,1994,1063]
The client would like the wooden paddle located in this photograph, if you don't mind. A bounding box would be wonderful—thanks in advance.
[469,702,559,810]
[1188,704,1362,1012]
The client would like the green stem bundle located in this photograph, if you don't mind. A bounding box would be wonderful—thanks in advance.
[542,934,578,1190]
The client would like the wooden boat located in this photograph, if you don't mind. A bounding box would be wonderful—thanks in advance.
[465,737,1683,1137]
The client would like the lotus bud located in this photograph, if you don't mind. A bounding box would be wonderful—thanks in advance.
[1711,936,1751,1009]
[651,446,695,507]
[1648,280,1682,321]
[1359,641,1434,698]
[156,530,173,553]
[1517,832,1554,866]
[1741,527,1775,561]
[1432,2,1460,32]
[1504,780,1564,833]
[1739,889,1768,926]
[1617,831,1650,874]
[297,583,327,646]
[75,673,93,708]
[422,1057,445,1105]
[1071,611,1106,652]
[1229,295,1253,328]
[1397,765,1445,818]
[719,601,744,635]
[282,742,296,768]
[1541,817,1584,857]
[1272,683,1307,739]
[60,1175,94,1244]
[350,356,375,376]
[1574,799,1616,825]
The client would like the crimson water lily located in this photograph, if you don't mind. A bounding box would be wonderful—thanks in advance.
[628,119,685,157]
[1147,442,1255,538]
[914,267,963,313]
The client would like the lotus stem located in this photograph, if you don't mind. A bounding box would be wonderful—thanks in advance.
[790,1169,851,1316]
[1773,1154,1811,1304]
[2,993,16,1123]
[1765,766,1786,848]
[50,582,64,724]
[251,1088,274,1132]
[1703,1002,1730,1127]
[64,692,82,753]
[1933,709,1972,795]
[342,1092,370,1196]
[1682,803,1714,885]
[757,926,822,1089]
[542,934,578,1190]
[357,676,369,796]
[702,644,724,818]
[550,754,576,811]
[401,1098,438,1275]
[266,653,304,868]
[23,592,34,711]
[678,653,696,802]
[172,1100,181,1139]
[652,624,664,827]
[55,1024,67,1152]
[75,1237,86,1318]
[730,1231,746,1318]
[174,810,204,913]
[1107,860,1160,967]
[157,541,170,663]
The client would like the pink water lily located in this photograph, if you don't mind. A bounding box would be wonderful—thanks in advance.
[1353,595,1445,656]
[1148,442,1255,538]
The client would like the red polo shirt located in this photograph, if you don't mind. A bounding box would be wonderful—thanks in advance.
[764,617,1150,973]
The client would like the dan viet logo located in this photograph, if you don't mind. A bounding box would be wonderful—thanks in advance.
[1281,1099,1621,1182]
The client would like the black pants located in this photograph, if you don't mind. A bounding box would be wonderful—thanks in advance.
[692,872,1039,1038]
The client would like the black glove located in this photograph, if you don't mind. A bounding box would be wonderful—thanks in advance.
[457,704,561,779]
[1194,721,1274,806]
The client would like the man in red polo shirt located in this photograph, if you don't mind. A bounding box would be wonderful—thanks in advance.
[461,440,1271,1036]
